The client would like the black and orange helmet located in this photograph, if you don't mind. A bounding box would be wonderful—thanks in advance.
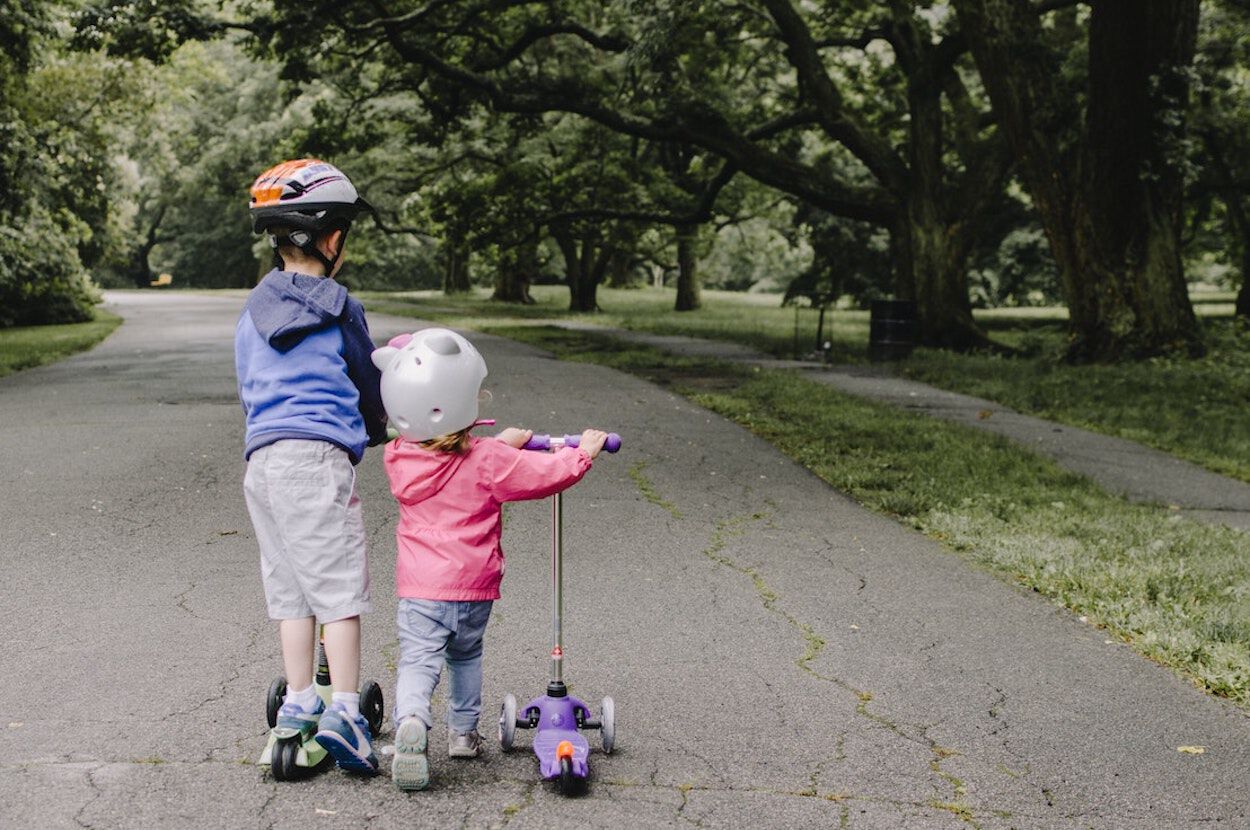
[248,158,370,236]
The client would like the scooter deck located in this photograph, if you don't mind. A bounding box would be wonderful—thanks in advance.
[525,694,592,779]
[533,728,590,778]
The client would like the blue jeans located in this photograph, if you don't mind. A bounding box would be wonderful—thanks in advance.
[395,599,494,733]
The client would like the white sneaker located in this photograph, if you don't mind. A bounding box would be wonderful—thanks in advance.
[391,718,430,791]
[448,729,482,758]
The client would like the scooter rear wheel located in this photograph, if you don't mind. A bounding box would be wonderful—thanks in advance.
[557,756,577,795]
[360,680,385,735]
[265,677,287,729]
[498,694,517,751]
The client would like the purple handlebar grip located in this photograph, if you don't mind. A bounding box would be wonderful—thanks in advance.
[521,432,621,453]
[522,434,552,451]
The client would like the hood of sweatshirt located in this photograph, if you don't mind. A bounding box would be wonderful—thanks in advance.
[386,438,474,505]
[244,269,348,351]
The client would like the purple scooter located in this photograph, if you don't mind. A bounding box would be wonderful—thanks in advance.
[498,431,621,795]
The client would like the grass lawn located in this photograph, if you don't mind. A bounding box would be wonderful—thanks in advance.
[362,288,1250,709]
[0,308,122,378]
[900,319,1250,484]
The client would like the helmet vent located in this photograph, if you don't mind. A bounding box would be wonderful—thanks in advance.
[426,334,461,356]
[430,408,444,423]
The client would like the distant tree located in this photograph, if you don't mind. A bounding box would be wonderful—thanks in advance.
[1189,0,1250,320]
[216,0,1016,347]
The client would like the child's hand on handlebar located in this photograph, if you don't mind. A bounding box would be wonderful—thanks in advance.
[497,427,534,449]
[579,429,609,459]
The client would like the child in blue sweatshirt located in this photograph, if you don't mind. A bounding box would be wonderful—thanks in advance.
[235,159,386,775]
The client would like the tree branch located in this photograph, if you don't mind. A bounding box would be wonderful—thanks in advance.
[539,160,739,230]
[759,0,909,194]
[370,13,897,224]
[471,23,629,71]
[1035,0,1084,12]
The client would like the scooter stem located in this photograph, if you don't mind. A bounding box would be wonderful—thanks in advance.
[550,491,565,690]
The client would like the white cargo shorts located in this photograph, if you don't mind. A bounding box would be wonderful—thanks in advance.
[243,439,372,622]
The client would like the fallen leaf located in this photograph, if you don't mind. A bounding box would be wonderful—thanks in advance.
[1177,746,1206,755]
[977,409,993,420]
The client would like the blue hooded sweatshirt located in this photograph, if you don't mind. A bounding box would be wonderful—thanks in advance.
[235,269,387,464]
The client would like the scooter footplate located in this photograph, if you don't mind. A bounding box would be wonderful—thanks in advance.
[533,729,589,779]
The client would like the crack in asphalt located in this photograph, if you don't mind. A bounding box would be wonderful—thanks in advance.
[71,763,105,829]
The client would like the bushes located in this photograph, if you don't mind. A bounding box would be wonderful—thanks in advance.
[0,210,99,328]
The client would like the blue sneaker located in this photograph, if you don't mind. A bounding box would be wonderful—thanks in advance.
[275,696,324,740]
[314,703,378,774]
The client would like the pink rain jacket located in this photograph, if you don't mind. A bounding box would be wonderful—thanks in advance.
[384,436,592,601]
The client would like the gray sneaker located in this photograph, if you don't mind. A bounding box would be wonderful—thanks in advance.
[391,717,430,791]
[448,729,483,758]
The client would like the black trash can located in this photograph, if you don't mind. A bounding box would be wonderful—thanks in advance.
[868,299,917,361]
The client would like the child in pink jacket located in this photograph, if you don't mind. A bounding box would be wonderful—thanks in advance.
[370,328,607,791]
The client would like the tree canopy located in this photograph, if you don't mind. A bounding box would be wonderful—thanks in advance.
[3,0,1248,363]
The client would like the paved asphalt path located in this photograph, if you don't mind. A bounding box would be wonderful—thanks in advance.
[2,291,1248,829]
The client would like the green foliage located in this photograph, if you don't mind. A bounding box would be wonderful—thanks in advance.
[0,1,107,326]
[0,209,98,327]
[786,206,891,307]
[967,225,1062,307]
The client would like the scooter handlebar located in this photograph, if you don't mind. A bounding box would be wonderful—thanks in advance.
[523,432,621,453]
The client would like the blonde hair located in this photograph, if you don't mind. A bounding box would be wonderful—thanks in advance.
[420,427,472,454]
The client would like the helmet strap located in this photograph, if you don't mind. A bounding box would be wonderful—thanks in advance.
[308,227,348,275]
[267,227,348,276]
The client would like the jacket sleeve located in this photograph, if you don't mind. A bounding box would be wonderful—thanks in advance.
[339,298,388,447]
[488,442,592,503]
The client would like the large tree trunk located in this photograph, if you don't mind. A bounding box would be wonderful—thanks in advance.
[900,40,988,351]
[442,239,471,294]
[674,223,701,312]
[491,241,535,304]
[956,0,1203,361]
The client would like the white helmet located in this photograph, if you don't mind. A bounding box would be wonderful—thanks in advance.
[371,328,488,442]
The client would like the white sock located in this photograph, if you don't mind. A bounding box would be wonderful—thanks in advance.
[332,691,361,718]
[287,684,317,710]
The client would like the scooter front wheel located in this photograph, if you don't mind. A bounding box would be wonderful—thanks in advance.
[498,694,517,751]
[270,735,302,781]
[599,696,615,754]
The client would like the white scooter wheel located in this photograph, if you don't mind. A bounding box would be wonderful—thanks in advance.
[499,694,517,751]
[600,696,615,754]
